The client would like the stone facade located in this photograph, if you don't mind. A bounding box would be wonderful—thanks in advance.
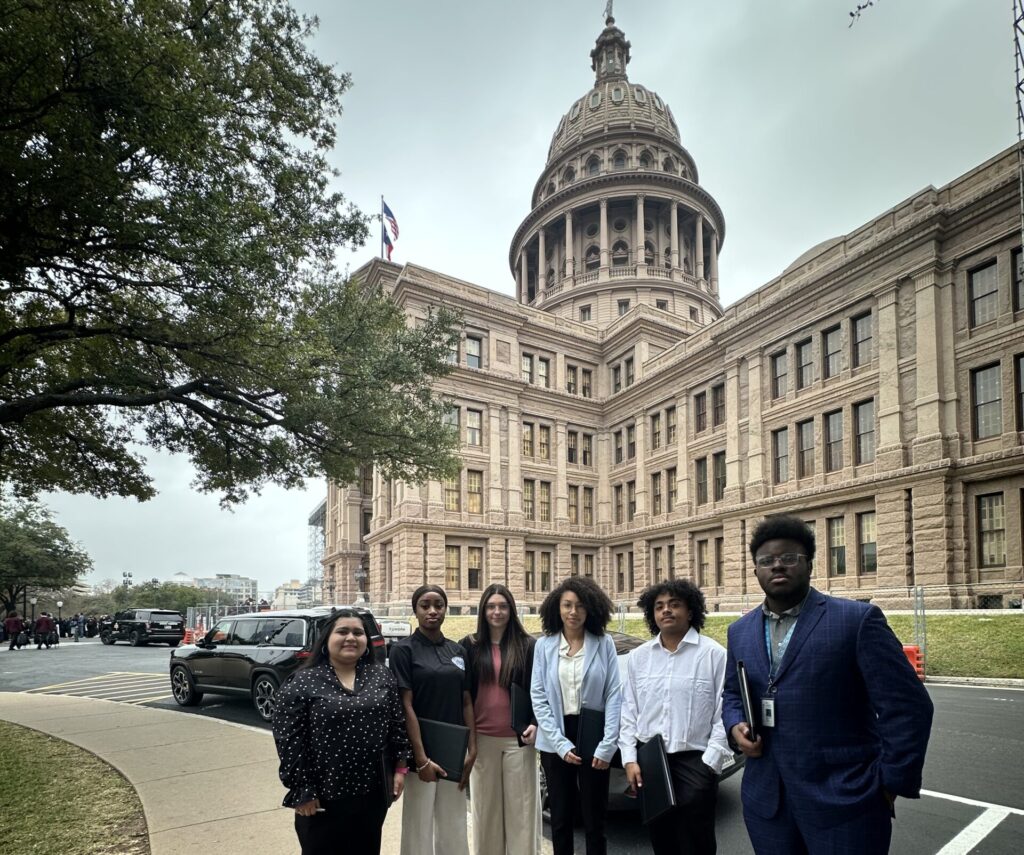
[322,19,1024,614]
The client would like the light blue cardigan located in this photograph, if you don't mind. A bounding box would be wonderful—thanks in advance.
[530,631,623,763]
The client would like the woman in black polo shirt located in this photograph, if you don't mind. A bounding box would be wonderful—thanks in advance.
[389,585,476,855]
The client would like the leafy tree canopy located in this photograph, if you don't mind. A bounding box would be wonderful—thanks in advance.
[0,498,92,616]
[0,0,461,504]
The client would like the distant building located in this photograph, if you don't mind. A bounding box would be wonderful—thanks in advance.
[170,572,196,587]
[192,573,259,602]
[272,579,303,610]
[306,498,327,605]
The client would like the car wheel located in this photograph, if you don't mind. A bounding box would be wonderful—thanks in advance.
[170,666,203,706]
[252,674,279,722]
[101,632,114,645]
[128,631,141,647]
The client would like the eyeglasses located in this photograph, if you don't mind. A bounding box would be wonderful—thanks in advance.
[754,553,806,569]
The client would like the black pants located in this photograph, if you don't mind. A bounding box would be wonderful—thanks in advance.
[541,715,610,855]
[293,792,388,855]
[647,750,719,855]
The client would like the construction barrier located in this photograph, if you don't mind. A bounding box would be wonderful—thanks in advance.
[181,628,195,645]
[902,644,925,681]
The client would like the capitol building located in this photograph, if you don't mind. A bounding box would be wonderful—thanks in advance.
[323,16,1023,612]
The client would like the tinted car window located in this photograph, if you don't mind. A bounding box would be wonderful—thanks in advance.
[231,619,262,645]
[150,611,183,624]
[208,620,233,643]
[265,618,305,647]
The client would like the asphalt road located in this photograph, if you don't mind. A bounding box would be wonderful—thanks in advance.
[2,638,1021,853]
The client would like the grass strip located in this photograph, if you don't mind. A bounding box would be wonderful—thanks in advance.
[0,720,149,855]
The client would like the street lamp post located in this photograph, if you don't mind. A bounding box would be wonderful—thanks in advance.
[57,600,63,623]
[29,596,37,622]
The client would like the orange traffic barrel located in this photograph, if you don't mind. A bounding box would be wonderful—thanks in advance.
[902,644,925,681]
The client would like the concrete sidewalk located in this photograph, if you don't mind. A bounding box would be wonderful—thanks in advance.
[0,692,405,854]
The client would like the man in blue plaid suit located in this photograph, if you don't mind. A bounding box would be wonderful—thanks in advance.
[723,515,933,854]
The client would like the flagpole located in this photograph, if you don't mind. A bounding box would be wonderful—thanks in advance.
[380,194,384,260]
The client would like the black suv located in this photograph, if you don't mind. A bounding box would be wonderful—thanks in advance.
[168,607,386,722]
[100,609,185,646]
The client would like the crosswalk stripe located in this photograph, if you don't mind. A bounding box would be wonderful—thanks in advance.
[27,671,173,705]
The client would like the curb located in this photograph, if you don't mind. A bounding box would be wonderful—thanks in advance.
[925,675,1024,688]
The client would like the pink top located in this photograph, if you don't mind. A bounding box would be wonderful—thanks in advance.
[474,643,516,738]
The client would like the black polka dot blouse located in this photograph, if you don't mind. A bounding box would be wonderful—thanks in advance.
[272,659,411,807]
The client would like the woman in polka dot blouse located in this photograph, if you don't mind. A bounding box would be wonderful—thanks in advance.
[273,608,411,854]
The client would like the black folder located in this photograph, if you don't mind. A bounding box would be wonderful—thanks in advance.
[737,660,757,742]
[510,682,533,735]
[575,706,606,761]
[637,734,676,825]
[418,718,470,782]
[379,751,396,805]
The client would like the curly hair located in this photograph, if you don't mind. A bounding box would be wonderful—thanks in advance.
[538,576,613,636]
[637,579,707,636]
[749,515,816,562]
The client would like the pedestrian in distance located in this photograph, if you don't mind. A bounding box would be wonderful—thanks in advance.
[531,576,622,855]
[272,608,410,855]
[4,611,24,650]
[390,584,476,855]
[459,583,541,855]
[619,579,730,855]
[723,515,934,855]
[34,612,56,649]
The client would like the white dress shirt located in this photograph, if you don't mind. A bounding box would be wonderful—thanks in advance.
[557,633,585,715]
[618,627,732,773]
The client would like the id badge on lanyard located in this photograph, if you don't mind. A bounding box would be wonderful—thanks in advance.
[761,619,794,729]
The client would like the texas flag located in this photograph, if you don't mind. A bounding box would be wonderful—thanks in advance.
[383,199,399,241]
[382,223,394,261]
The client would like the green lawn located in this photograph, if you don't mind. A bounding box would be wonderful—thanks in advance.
[0,721,149,855]
[430,612,1024,679]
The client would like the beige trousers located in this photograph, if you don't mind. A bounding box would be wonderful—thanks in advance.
[400,772,470,855]
[469,733,541,855]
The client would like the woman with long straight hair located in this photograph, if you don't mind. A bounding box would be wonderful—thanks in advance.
[272,609,410,855]
[459,584,540,855]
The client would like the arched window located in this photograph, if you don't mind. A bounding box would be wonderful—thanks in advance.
[546,181,556,197]
[585,246,600,272]
[644,241,655,265]
[639,151,652,169]
[586,156,601,176]
[589,91,602,109]
[611,240,629,267]
[663,157,675,173]
[612,150,627,170]
[634,87,647,104]
[563,166,576,184]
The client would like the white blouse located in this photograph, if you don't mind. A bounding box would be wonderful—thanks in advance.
[557,633,586,715]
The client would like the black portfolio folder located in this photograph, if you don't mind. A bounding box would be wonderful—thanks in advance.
[637,734,676,825]
[737,660,757,742]
[510,682,533,735]
[575,706,606,761]
[418,718,470,783]
[379,752,396,805]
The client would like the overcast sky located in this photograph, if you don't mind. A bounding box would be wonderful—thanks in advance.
[47,0,1014,597]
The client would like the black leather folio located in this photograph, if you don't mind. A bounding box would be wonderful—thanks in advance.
[380,752,396,805]
[637,734,676,825]
[575,706,606,761]
[418,718,470,782]
[510,682,533,735]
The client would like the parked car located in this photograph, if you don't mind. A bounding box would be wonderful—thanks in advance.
[538,631,745,814]
[168,606,386,722]
[100,609,186,647]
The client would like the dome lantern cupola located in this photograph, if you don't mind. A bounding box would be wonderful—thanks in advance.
[590,16,630,83]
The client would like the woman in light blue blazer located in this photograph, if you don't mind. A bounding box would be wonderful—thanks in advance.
[531,576,621,855]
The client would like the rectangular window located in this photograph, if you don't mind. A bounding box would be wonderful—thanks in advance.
[714,537,724,587]
[798,419,815,478]
[627,424,636,459]
[616,553,625,591]
[447,338,459,365]
[467,470,483,514]
[854,400,875,464]
[823,327,842,379]
[584,554,594,577]
[537,357,550,388]
[694,392,707,433]
[712,384,726,427]
[612,365,622,393]
[656,299,669,310]
[581,369,593,398]
[571,553,580,576]
[523,480,535,520]
[580,305,592,322]
[978,493,1006,567]
[771,351,788,399]
[666,406,677,443]
[828,517,846,576]
[651,472,662,515]
[361,465,374,496]
[650,413,661,449]
[614,484,624,524]
[568,486,579,524]
[796,339,813,389]
[466,336,482,369]
[538,481,551,522]
[582,434,593,466]
[667,544,675,579]
[969,261,999,327]
[1015,249,1024,313]
[567,430,578,464]
[697,540,709,586]
[540,552,551,590]
[525,551,535,591]
[614,430,624,464]
[627,480,636,521]
[466,409,482,446]
[695,458,708,505]
[973,364,1002,440]
[652,547,662,583]
[825,410,843,472]
[667,467,677,512]
[618,299,630,316]
[773,427,789,483]
[444,476,460,512]
[857,512,877,574]
[521,421,534,457]
[467,546,483,589]
[583,487,594,525]
[443,405,460,431]
[852,313,872,368]
[625,357,635,386]
[538,425,551,460]
[445,545,460,588]
[713,451,726,501]
[521,353,534,383]
[566,365,578,395]
[1018,354,1024,430]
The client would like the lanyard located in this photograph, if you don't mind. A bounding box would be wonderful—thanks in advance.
[764,616,797,681]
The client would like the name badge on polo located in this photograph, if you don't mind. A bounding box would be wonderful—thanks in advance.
[451,655,465,671]
[761,697,776,728]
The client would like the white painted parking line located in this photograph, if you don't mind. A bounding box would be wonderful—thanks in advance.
[26,671,172,705]
[935,807,1012,854]
[921,789,1024,816]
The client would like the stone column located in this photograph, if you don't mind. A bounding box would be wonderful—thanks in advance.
[695,214,704,281]
[599,199,610,270]
[635,194,646,267]
[508,406,523,526]
[538,228,547,298]
[554,420,569,529]
[515,256,522,303]
[675,395,690,509]
[564,209,575,282]
[633,412,647,523]
[710,231,719,296]
[876,285,905,469]
[519,248,528,304]
[745,354,765,500]
[669,201,679,273]
[488,408,504,525]
[724,362,743,504]
[912,269,945,463]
